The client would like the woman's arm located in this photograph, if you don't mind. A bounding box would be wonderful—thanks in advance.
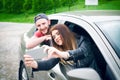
[24,54,60,71]
[33,58,60,71]
[68,36,94,67]
[42,45,70,59]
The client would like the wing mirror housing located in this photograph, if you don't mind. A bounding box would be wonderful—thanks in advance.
[67,68,101,80]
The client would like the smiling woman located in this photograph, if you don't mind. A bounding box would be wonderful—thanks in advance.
[49,24,77,51]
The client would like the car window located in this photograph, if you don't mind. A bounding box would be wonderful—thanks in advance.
[64,21,108,79]
[65,21,119,80]
[96,20,120,58]
[50,19,58,27]
[64,21,88,36]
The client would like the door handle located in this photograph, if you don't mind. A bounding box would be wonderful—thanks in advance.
[48,72,56,80]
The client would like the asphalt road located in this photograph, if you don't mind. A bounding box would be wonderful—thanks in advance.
[0,22,33,80]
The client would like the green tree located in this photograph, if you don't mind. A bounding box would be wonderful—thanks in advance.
[11,0,24,13]
[53,0,61,12]
[4,0,24,13]
[32,0,54,13]
[40,0,53,12]
[23,0,32,11]
[0,0,3,10]
[32,0,40,12]
[4,0,12,13]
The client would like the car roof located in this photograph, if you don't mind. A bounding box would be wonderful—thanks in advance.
[50,10,120,22]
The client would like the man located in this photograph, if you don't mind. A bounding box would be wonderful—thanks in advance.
[26,13,51,49]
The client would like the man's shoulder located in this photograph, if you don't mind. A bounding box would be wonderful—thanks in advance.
[34,31,44,37]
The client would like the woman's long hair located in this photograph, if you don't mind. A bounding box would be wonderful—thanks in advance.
[49,24,77,51]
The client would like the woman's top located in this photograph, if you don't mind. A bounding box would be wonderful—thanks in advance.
[33,58,60,71]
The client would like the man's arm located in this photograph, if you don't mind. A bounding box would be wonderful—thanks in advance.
[26,35,48,49]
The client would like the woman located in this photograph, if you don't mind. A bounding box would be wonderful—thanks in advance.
[24,24,98,74]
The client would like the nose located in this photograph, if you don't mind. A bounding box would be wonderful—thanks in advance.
[40,24,44,29]
[54,35,59,41]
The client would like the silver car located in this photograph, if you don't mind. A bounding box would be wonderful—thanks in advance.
[18,10,120,80]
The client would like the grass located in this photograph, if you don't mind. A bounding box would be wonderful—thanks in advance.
[0,0,120,23]
[0,13,35,23]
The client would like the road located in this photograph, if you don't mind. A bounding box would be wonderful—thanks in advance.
[0,22,33,80]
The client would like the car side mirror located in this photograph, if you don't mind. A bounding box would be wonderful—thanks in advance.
[67,68,101,80]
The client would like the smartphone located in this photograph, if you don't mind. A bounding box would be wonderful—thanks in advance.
[26,47,47,60]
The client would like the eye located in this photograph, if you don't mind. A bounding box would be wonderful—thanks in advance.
[37,24,40,27]
[56,31,60,36]
[42,22,46,25]
[52,30,60,40]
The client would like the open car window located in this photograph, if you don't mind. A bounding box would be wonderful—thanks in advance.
[50,19,58,27]
[64,21,108,79]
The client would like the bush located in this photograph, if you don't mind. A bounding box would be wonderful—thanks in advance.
[4,0,24,13]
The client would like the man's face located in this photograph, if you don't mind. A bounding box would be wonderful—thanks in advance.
[35,19,50,34]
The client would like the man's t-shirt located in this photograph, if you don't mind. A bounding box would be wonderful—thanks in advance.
[34,30,50,46]
[34,31,44,37]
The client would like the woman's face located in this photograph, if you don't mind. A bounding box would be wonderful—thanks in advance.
[52,30,63,46]
[35,19,50,34]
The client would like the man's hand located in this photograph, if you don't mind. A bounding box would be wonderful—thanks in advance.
[45,35,51,41]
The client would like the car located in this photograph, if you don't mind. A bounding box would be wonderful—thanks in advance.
[18,10,120,80]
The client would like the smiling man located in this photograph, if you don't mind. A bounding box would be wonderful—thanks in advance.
[26,13,51,49]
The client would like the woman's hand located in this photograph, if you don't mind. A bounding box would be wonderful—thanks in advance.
[42,45,60,58]
[24,55,38,69]
[42,45,70,59]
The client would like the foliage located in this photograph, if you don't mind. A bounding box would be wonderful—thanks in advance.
[1,0,80,13]
[0,0,120,23]
[23,0,32,11]
[0,0,3,10]
[32,0,54,13]
[4,0,24,13]
[1,0,119,14]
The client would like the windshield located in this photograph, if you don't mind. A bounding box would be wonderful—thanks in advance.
[96,20,120,58]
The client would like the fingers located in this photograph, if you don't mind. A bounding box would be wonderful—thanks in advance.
[42,45,59,57]
[47,48,55,55]
[24,55,34,61]
[42,45,50,53]
[45,35,52,40]
[24,54,36,68]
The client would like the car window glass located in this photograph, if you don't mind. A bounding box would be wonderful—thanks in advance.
[96,20,120,58]
[50,19,58,27]
[64,21,87,36]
